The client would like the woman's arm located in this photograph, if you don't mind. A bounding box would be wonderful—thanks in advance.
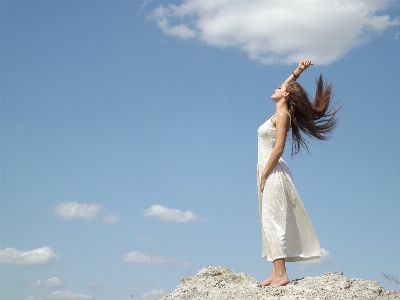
[281,60,313,86]
[259,113,290,193]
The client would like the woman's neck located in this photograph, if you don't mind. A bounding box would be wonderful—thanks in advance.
[275,99,289,113]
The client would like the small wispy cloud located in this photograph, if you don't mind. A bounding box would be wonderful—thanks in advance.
[395,31,400,40]
[141,289,166,300]
[47,291,91,300]
[121,251,190,267]
[297,248,332,270]
[155,17,196,40]
[54,201,102,220]
[17,297,44,300]
[86,282,106,290]
[137,237,156,243]
[121,251,176,264]
[0,247,60,267]
[25,277,63,288]
[102,214,119,224]
[131,281,155,287]
[141,0,153,8]
[143,205,204,223]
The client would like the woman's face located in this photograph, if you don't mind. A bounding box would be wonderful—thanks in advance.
[271,84,289,102]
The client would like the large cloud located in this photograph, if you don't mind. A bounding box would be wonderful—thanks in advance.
[54,201,102,220]
[26,277,63,288]
[149,0,399,65]
[143,205,202,223]
[47,291,91,300]
[0,247,60,267]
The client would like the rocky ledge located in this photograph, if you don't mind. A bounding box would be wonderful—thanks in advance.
[161,266,399,300]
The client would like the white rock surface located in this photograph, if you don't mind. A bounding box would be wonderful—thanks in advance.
[161,266,400,300]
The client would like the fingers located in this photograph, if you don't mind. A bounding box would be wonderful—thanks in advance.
[300,59,313,67]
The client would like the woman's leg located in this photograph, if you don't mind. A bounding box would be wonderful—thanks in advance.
[258,263,275,286]
[270,258,290,286]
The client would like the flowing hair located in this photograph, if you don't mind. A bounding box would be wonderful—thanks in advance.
[286,75,341,155]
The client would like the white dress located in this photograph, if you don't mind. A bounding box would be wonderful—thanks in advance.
[257,111,322,262]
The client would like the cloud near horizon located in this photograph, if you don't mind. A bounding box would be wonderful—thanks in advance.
[297,248,332,270]
[0,247,60,267]
[47,291,91,300]
[141,289,167,300]
[25,277,63,288]
[149,0,399,65]
[143,204,203,223]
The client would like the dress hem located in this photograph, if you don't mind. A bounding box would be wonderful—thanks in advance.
[263,254,323,263]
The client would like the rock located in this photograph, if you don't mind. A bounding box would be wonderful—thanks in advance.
[161,266,400,300]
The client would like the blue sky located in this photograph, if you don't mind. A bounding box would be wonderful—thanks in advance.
[1,0,400,299]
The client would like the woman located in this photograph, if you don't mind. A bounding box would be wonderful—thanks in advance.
[257,60,340,287]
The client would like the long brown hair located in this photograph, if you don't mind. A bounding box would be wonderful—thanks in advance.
[286,75,341,155]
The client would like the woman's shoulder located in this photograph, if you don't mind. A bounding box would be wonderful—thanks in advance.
[272,110,290,118]
[271,111,291,128]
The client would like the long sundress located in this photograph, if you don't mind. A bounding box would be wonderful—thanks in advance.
[257,111,322,262]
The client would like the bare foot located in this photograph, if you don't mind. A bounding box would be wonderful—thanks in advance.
[270,275,290,287]
[257,275,274,287]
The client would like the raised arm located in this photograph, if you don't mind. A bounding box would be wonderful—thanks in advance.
[281,60,313,86]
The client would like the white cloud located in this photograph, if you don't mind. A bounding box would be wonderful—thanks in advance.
[143,205,202,223]
[102,214,119,224]
[54,201,102,220]
[0,247,60,267]
[137,237,156,243]
[297,248,332,270]
[17,297,44,300]
[141,289,166,300]
[121,251,176,265]
[149,0,399,65]
[47,291,91,300]
[121,251,191,267]
[26,277,63,288]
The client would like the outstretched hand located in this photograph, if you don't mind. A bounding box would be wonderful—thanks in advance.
[298,60,313,71]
